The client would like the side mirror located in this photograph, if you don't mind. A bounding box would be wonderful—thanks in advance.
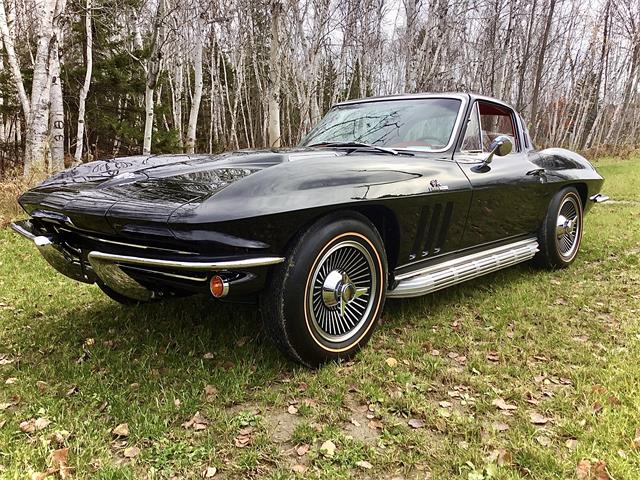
[484,135,513,165]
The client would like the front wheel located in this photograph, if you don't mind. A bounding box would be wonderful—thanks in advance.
[535,187,584,269]
[261,212,387,367]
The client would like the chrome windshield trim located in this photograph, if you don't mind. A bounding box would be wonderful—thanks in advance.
[87,251,285,270]
[306,95,468,155]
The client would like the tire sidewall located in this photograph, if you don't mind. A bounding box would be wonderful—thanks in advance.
[280,214,387,365]
[543,188,583,267]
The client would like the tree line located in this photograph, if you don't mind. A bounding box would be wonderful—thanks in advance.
[0,0,639,176]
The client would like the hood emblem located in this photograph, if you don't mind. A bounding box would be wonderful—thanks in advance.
[428,179,449,192]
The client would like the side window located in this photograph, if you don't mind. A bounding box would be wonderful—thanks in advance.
[461,102,482,152]
[477,102,519,152]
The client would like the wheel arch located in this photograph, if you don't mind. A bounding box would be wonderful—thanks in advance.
[567,182,588,207]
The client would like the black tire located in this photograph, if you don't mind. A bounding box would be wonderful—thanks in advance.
[261,212,387,367]
[535,187,584,269]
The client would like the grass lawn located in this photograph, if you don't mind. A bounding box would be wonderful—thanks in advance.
[1,156,639,479]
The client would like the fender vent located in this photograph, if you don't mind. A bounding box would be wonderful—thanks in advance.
[409,202,453,261]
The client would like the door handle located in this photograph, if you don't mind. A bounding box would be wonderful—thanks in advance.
[526,168,546,176]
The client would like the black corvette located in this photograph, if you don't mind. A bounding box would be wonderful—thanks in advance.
[12,93,608,366]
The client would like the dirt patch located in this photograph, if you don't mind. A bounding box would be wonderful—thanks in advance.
[264,409,303,443]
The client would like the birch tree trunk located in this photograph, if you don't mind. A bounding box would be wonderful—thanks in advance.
[142,0,165,155]
[49,43,64,170]
[529,0,557,142]
[73,0,92,163]
[185,18,204,154]
[267,2,281,148]
[0,0,30,120]
[49,0,66,171]
[24,0,58,176]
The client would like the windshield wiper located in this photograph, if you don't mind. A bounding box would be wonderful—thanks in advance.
[308,141,413,156]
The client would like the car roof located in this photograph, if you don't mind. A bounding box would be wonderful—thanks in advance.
[334,92,518,114]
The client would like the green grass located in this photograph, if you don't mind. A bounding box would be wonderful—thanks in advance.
[1,157,639,479]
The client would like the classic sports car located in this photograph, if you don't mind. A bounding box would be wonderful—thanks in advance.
[12,93,608,366]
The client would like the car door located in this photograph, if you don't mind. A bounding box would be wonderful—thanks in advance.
[454,99,550,247]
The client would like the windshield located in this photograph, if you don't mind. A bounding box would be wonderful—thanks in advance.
[299,98,462,151]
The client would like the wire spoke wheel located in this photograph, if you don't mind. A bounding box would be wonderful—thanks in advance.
[555,195,581,259]
[307,240,377,344]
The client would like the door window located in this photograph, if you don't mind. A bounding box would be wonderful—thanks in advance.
[461,101,519,153]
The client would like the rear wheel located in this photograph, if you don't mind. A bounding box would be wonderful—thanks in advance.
[535,187,583,269]
[261,212,387,367]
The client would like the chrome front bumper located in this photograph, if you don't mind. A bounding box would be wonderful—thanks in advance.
[589,193,609,203]
[10,220,285,301]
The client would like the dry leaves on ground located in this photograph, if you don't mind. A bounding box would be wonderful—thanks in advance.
[492,398,517,411]
[182,412,208,431]
[356,460,373,470]
[296,444,310,456]
[407,418,425,429]
[201,466,217,478]
[123,446,140,458]
[111,423,129,438]
[530,412,550,425]
[385,357,398,368]
[20,417,51,434]
[234,426,254,448]
[320,440,336,457]
[576,459,610,480]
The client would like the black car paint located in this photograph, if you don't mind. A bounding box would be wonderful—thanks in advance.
[17,93,605,298]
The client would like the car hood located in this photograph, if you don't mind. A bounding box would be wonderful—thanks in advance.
[18,150,344,233]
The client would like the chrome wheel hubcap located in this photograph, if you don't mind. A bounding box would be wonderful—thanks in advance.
[555,196,581,258]
[309,240,376,343]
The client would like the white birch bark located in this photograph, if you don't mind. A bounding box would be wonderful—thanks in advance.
[0,0,30,123]
[267,1,281,148]
[24,0,58,176]
[74,0,92,164]
[185,17,204,154]
[49,0,66,171]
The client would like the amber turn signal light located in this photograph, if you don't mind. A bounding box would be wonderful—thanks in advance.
[209,275,229,298]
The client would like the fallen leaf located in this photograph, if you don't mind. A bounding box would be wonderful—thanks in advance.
[296,444,309,456]
[350,418,361,427]
[486,448,511,466]
[20,417,51,434]
[36,381,48,393]
[566,439,578,450]
[204,385,218,400]
[530,412,549,425]
[407,418,424,429]
[492,422,510,432]
[592,402,604,415]
[356,460,373,469]
[291,464,307,473]
[536,435,551,447]
[50,430,70,446]
[577,459,610,480]
[320,440,336,457]
[492,398,517,411]
[201,466,217,478]
[123,446,140,458]
[439,401,452,408]
[202,352,214,359]
[5,377,17,385]
[368,419,384,430]
[287,405,298,415]
[50,448,70,479]
[182,411,208,430]
[65,386,78,397]
[111,423,129,438]
[385,357,398,368]
[486,352,500,362]
[632,428,640,449]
